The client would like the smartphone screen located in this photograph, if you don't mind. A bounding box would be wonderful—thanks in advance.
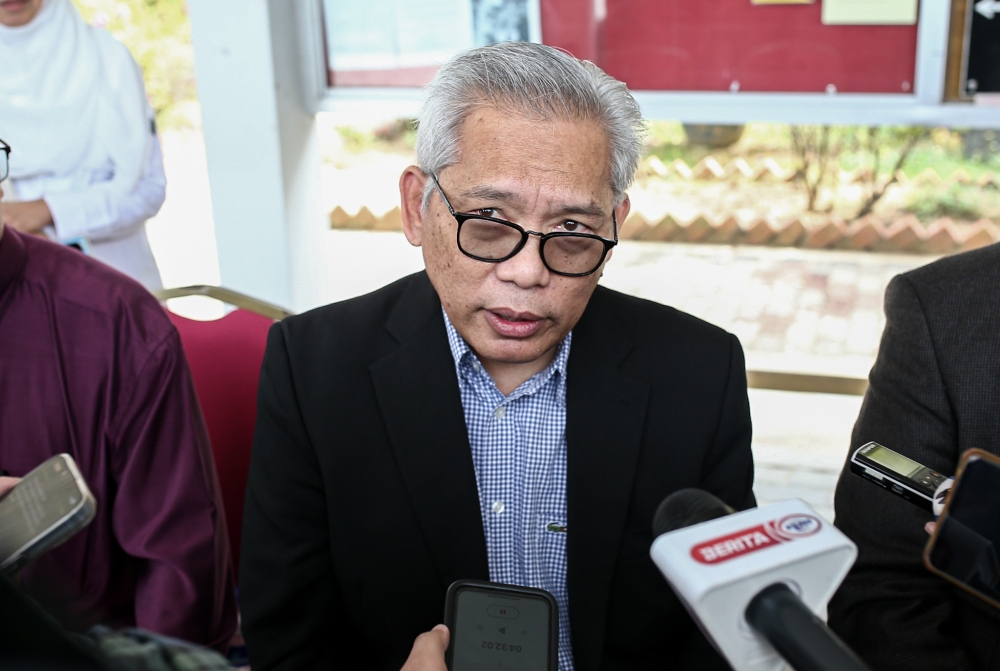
[0,455,93,570]
[448,583,555,671]
[862,444,924,479]
[925,454,1000,607]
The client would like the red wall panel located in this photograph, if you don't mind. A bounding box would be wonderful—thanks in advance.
[327,0,919,94]
[588,0,918,93]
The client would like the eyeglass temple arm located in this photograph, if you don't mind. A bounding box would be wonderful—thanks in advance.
[429,172,457,216]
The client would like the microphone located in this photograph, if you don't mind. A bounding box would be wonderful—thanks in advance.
[650,489,869,671]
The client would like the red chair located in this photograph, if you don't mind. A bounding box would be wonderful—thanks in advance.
[157,286,293,579]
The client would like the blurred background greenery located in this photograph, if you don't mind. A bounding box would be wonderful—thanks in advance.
[73,0,198,129]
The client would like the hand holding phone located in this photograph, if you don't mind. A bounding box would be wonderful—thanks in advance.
[444,580,558,671]
[924,449,1000,610]
[0,454,96,575]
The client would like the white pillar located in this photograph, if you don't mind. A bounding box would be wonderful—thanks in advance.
[914,0,950,106]
[188,0,326,313]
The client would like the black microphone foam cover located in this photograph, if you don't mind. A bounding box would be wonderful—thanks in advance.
[652,488,736,538]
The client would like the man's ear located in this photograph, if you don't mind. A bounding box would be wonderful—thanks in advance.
[400,166,428,247]
[603,194,631,266]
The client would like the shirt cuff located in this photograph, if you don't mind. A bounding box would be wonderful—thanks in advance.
[44,190,103,241]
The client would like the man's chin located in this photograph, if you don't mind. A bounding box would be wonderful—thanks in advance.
[473,339,557,368]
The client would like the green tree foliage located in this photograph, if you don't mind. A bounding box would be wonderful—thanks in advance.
[72,0,196,128]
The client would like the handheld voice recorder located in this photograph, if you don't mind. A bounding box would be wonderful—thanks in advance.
[444,580,558,671]
[850,441,949,512]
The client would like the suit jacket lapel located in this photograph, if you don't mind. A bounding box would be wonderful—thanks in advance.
[566,288,650,671]
[369,273,490,587]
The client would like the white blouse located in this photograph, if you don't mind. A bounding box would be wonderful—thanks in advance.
[0,0,166,290]
[9,131,166,290]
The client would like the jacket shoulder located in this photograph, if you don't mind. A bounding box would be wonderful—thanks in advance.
[898,242,1000,295]
[590,285,734,348]
[276,273,424,355]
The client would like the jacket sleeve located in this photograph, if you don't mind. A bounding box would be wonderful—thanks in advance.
[240,323,348,670]
[828,274,972,670]
[702,333,756,511]
[110,329,237,650]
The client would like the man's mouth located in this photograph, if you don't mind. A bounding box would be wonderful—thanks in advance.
[485,309,545,338]
[0,0,30,11]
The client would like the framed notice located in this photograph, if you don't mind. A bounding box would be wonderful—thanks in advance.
[321,0,540,87]
[298,0,1000,127]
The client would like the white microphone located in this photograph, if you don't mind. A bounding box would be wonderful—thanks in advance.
[650,489,867,671]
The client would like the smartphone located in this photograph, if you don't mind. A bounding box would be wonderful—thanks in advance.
[850,441,950,512]
[444,580,558,671]
[0,454,97,575]
[924,449,1000,610]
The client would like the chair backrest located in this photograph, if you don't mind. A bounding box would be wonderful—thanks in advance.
[166,308,273,579]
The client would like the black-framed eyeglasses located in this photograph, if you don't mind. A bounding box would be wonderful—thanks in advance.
[430,173,618,278]
[0,138,9,183]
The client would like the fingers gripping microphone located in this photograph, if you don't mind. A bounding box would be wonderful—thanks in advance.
[650,490,869,671]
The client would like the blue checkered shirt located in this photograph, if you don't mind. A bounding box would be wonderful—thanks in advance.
[444,311,574,671]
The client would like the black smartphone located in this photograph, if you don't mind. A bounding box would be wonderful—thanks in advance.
[924,449,1000,610]
[444,580,558,671]
[0,454,97,575]
[850,441,949,512]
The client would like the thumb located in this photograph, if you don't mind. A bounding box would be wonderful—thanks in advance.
[424,624,450,652]
[401,625,450,671]
[0,476,20,498]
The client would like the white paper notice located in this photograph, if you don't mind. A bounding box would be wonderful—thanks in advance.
[471,0,542,45]
[821,0,918,25]
[324,0,474,71]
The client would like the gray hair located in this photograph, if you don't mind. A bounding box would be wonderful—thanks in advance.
[415,41,645,209]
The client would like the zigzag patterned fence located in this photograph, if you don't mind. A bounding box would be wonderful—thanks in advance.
[328,158,999,255]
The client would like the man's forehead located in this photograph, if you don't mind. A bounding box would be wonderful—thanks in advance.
[446,108,615,210]
[454,183,607,217]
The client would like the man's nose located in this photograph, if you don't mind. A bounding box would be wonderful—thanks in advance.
[494,232,549,288]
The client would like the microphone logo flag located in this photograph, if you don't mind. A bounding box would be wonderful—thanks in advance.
[691,515,822,564]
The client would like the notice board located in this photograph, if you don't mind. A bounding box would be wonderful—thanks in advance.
[323,0,919,94]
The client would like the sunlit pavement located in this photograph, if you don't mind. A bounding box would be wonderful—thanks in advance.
[148,130,936,524]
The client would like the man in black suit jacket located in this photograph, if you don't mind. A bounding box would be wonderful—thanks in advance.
[240,42,754,671]
[829,242,1000,670]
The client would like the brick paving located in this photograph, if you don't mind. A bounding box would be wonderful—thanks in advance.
[601,241,931,379]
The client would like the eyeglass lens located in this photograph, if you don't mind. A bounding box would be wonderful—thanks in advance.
[459,218,608,275]
[0,148,8,182]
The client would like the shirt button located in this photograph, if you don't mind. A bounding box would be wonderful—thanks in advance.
[492,501,505,514]
[494,406,506,419]
[472,361,481,372]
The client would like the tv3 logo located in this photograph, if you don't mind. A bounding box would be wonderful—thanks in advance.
[690,515,822,564]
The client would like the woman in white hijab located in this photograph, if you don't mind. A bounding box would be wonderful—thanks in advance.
[0,0,166,289]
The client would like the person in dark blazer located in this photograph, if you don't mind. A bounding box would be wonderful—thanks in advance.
[240,42,754,671]
[829,242,1000,670]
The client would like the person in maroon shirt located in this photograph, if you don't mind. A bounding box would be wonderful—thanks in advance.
[0,148,237,651]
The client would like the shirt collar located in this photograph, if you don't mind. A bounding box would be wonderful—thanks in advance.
[0,227,28,299]
[442,308,572,401]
